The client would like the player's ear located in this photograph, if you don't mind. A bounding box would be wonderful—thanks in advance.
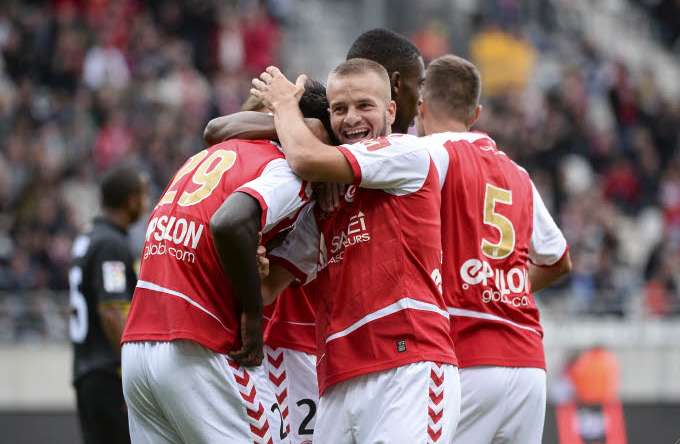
[386,100,397,126]
[468,104,482,128]
[417,97,426,118]
[390,71,401,99]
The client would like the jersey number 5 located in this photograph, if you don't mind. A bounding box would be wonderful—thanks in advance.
[69,266,88,343]
[481,184,515,259]
[157,149,237,207]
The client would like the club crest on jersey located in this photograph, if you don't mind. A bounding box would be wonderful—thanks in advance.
[344,185,357,203]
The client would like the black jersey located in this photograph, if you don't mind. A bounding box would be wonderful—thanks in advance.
[70,217,136,383]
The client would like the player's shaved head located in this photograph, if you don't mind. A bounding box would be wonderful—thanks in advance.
[423,55,481,124]
[329,58,392,103]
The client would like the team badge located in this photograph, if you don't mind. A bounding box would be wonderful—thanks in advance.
[102,261,126,293]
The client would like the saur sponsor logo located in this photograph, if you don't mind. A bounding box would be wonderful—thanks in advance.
[319,211,370,268]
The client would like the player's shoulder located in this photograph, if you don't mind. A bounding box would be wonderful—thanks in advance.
[421,131,496,149]
[212,138,280,153]
[344,133,421,152]
[88,220,129,255]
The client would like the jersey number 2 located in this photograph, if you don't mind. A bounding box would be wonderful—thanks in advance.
[481,184,515,259]
[157,149,237,207]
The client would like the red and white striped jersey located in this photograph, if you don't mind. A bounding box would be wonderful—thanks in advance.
[123,140,310,354]
[271,134,456,394]
[421,131,567,369]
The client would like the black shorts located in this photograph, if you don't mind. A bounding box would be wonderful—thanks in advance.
[75,370,130,444]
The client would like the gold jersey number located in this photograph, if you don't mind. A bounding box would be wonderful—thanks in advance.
[481,183,515,259]
[157,149,237,208]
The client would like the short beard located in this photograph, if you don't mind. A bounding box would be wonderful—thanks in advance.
[378,113,389,137]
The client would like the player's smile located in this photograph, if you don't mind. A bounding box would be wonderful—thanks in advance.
[341,125,372,143]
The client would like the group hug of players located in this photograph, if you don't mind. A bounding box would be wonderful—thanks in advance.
[71,28,571,444]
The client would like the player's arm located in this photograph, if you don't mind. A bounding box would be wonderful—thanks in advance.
[204,111,278,145]
[275,104,354,183]
[92,241,133,352]
[98,303,129,352]
[252,67,434,190]
[251,68,354,183]
[261,264,295,305]
[203,112,329,146]
[265,202,320,303]
[211,192,265,366]
[529,251,572,293]
[528,182,572,293]
[256,243,295,305]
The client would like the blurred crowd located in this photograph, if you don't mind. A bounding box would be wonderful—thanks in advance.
[0,0,679,341]
[460,3,680,318]
[634,0,680,50]
[0,0,284,340]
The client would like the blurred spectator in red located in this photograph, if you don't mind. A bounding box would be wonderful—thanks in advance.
[94,109,132,172]
[411,20,449,63]
[602,156,641,212]
[240,2,279,75]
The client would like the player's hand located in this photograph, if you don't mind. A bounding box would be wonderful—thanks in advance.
[228,311,264,367]
[314,183,346,213]
[251,66,306,110]
[256,245,269,279]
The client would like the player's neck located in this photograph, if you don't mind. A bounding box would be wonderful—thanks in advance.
[426,117,468,135]
[103,209,130,232]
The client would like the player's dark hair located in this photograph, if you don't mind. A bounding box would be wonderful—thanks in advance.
[299,78,336,144]
[100,164,145,210]
[346,28,422,78]
[424,54,481,124]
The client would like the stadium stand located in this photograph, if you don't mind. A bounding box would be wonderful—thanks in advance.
[1,1,680,443]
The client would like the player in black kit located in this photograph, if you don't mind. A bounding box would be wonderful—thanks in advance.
[69,164,147,444]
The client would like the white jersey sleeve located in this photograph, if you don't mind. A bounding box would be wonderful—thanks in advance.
[269,203,320,284]
[236,158,311,234]
[420,136,451,190]
[337,134,437,196]
[529,182,568,266]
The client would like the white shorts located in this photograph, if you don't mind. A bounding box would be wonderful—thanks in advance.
[122,341,286,444]
[453,366,546,444]
[315,362,460,444]
[263,346,319,444]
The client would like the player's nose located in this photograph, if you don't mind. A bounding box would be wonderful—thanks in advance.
[344,107,361,125]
